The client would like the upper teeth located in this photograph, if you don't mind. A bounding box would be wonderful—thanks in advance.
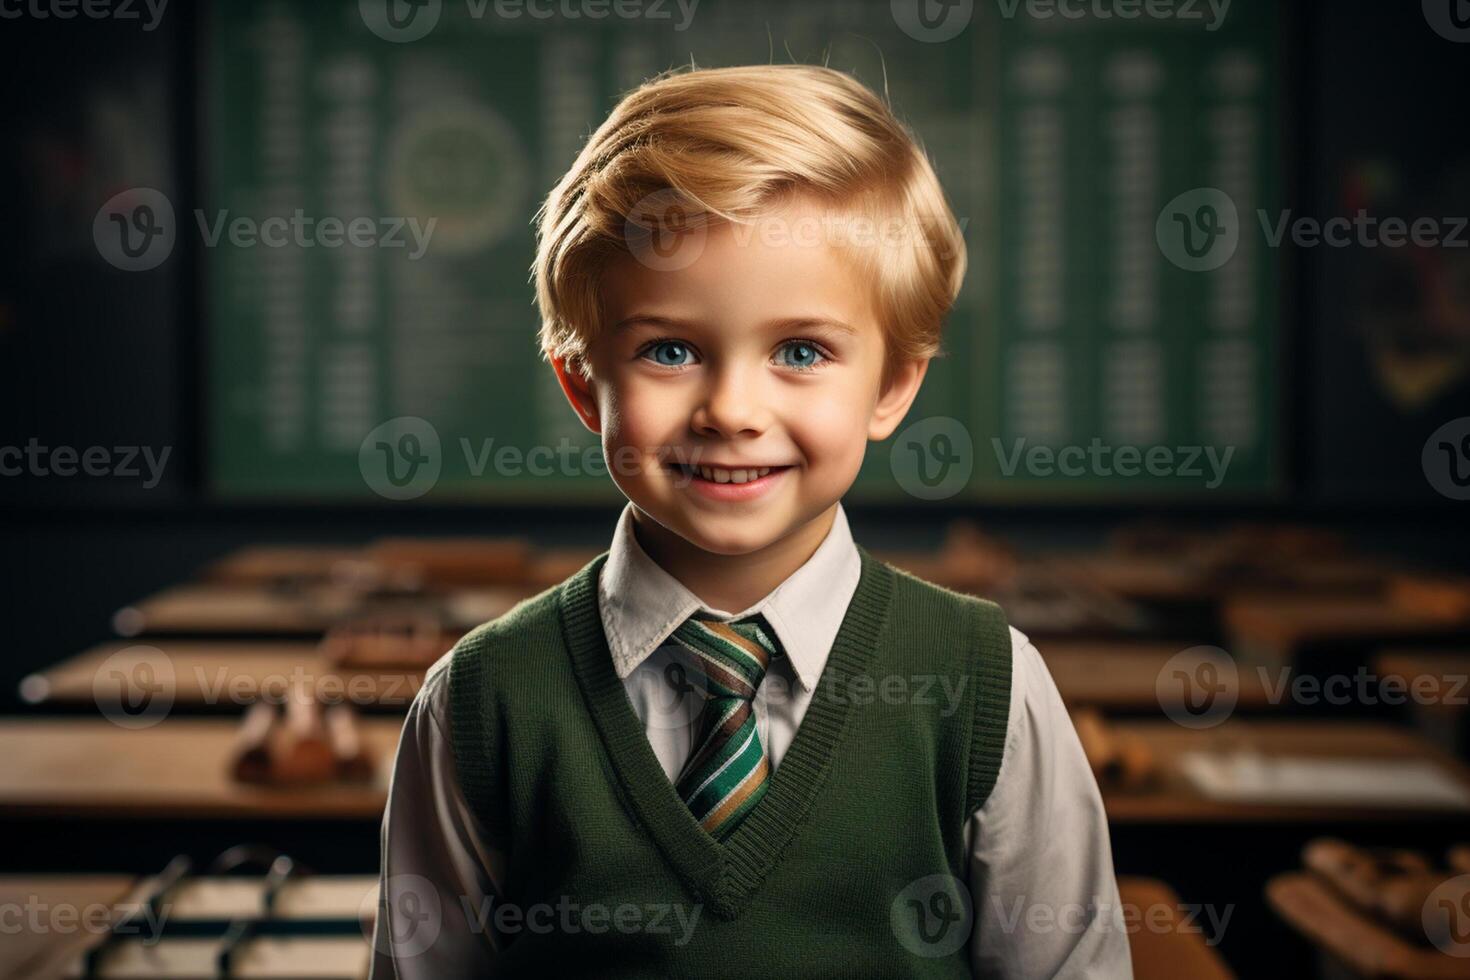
[694,465,772,484]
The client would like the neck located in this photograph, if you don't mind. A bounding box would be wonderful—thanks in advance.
[631,504,839,613]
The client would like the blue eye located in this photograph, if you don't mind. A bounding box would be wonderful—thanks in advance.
[643,340,693,367]
[777,340,827,370]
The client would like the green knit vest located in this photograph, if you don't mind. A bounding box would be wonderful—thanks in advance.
[448,544,1012,977]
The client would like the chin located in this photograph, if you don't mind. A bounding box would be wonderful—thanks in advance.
[674,513,786,557]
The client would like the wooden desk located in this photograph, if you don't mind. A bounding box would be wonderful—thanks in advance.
[0,873,377,980]
[200,545,364,587]
[1119,876,1234,980]
[1267,871,1470,979]
[20,642,426,712]
[1044,641,1274,713]
[1224,596,1470,668]
[112,583,526,637]
[1062,552,1385,607]
[0,875,136,980]
[1097,719,1470,824]
[0,719,400,820]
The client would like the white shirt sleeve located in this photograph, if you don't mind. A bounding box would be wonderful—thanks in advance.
[369,660,506,978]
[966,628,1133,979]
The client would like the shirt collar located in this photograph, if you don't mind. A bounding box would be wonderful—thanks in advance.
[597,500,862,691]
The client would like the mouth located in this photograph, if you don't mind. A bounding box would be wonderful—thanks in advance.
[668,462,793,485]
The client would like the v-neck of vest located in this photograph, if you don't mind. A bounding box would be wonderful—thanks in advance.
[559,542,896,921]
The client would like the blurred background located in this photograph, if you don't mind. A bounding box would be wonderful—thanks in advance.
[2,0,1469,976]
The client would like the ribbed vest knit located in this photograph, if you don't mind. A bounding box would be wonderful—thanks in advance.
[448,544,1012,977]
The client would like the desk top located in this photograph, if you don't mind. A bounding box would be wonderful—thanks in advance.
[1044,641,1274,712]
[1098,719,1470,824]
[1118,876,1235,980]
[0,718,400,820]
[20,641,425,712]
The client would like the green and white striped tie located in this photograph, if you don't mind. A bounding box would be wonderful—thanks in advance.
[666,613,781,841]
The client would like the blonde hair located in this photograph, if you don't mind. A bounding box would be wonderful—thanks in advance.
[534,63,966,382]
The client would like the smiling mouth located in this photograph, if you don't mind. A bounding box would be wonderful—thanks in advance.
[668,462,792,485]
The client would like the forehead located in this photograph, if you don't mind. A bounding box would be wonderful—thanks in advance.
[602,196,880,334]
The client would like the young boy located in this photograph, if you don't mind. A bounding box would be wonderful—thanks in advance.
[372,64,1129,978]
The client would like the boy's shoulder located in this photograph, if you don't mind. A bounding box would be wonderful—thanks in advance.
[445,550,608,665]
[863,546,1009,621]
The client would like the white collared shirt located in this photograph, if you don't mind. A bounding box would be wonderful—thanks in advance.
[371,502,1132,979]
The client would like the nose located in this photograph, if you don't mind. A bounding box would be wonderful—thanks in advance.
[690,361,769,439]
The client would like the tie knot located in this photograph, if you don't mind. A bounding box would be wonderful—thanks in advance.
[668,612,780,700]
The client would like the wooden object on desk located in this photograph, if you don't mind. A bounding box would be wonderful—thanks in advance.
[228,688,376,787]
[1091,719,1470,824]
[19,641,426,711]
[1118,876,1235,980]
[364,536,531,587]
[1393,576,1470,622]
[1269,839,1470,978]
[0,718,399,819]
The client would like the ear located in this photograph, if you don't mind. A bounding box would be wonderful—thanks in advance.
[868,357,929,442]
[550,352,602,434]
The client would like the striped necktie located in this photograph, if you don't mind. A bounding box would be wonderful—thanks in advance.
[666,612,781,841]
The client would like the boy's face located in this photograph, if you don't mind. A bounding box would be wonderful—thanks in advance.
[552,195,926,557]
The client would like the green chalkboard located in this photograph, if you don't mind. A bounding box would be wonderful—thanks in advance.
[207,0,1279,502]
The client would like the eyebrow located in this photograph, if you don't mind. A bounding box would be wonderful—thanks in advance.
[612,314,859,336]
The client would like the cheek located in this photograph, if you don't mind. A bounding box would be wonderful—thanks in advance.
[602,375,687,455]
[788,381,873,471]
